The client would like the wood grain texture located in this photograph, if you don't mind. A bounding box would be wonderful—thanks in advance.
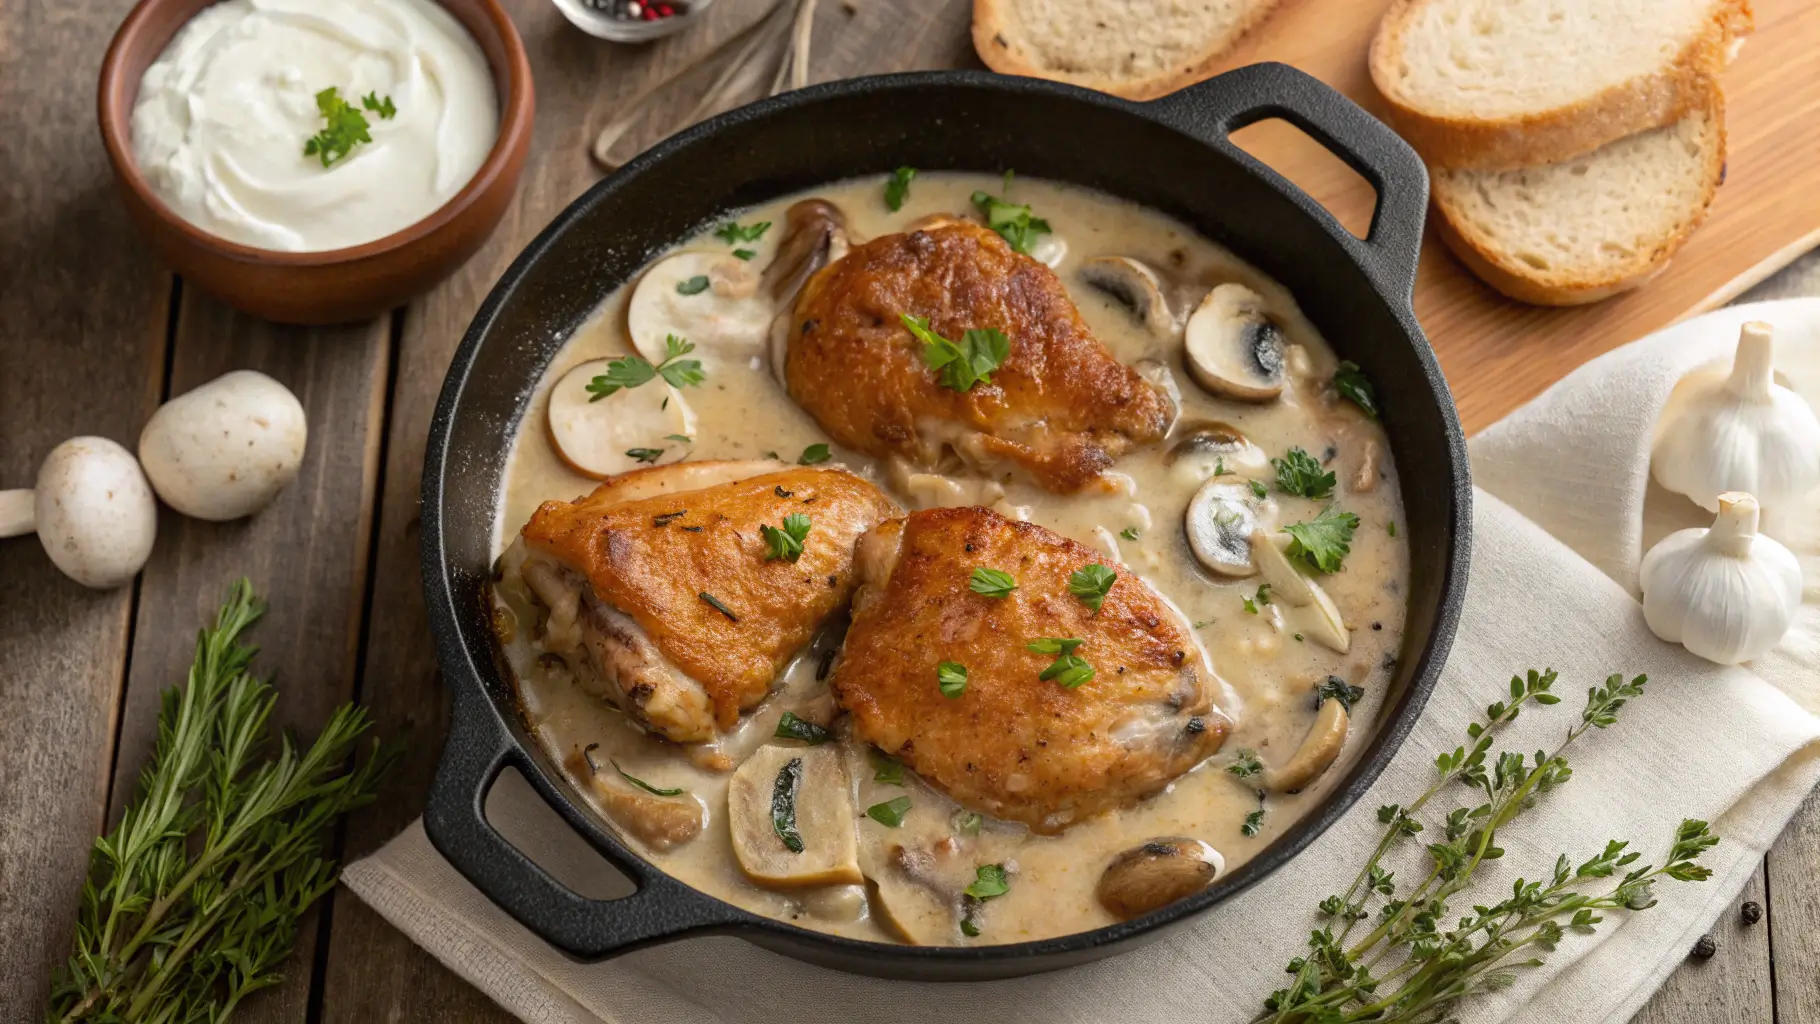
[0,0,172,1015]
[1767,784,1820,1023]
[1632,869,1773,1024]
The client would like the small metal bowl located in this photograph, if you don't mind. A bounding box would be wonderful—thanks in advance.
[550,0,712,42]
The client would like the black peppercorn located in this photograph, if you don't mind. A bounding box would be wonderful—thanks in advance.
[1741,901,1762,925]
[1692,934,1717,959]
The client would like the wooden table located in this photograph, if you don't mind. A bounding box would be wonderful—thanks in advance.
[1,1,1813,1021]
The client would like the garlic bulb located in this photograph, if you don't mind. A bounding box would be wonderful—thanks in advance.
[1639,492,1802,665]
[1651,321,1820,515]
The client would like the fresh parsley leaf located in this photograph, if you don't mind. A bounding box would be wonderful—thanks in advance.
[1026,637,1084,657]
[714,220,771,244]
[866,795,913,828]
[586,335,704,400]
[1214,458,1232,477]
[1227,749,1264,778]
[1333,360,1379,420]
[969,566,1018,598]
[1284,505,1361,574]
[1243,806,1266,837]
[1273,447,1336,499]
[1317,676,1365,711]
[884,166,917,211]
[360,91,396,119]
[1119,527,1141,541]
[1256,583,1274,606]
[954,810,983,835]
[676,275,710,295]
[965,863,1010,900]
[1387,521,1397,538]
[871,750,905,785]
[900,313,1010,393]
[773,711,830,745]
[1242,595,1259,615]
[760,512,812,562]
[970,190,1051,255]
[937,661,968,698]
[1249,478,1268,499]
[1066,564,1117,613]
[625,447,663,464]
[665,434,692,443]
[772,758,804,852]
[732,248,757,261]
[1039,653,1095,689]
[301,86,373,168]
[961,918,981,937]
[612,760,683,796]
[798,443,831,465]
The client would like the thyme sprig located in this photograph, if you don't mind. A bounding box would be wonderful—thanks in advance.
[49,580,393,1023]
[1257,669,1718,1024]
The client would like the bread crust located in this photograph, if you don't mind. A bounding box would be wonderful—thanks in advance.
[1370,0,1751,170]
[1431,98,1726,306]
[971,0,1284,101]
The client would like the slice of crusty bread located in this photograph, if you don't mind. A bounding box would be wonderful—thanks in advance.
[1370,0,1750,170]
[972,0,1283,101]
[1431,94,1726,306]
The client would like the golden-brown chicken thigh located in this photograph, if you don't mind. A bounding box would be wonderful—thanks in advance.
[830,506,1229,833]
[784,221,1173,493]
[518,460,899,744]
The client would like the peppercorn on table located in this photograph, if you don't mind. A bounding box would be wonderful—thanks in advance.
[1,0,1814,1021]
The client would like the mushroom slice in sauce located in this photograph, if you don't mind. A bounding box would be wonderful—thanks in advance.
[1251,531,1351,653]
[567,749,705,852]
[546,360,696,478]
[869,843,962,945]
[1096,837,1224,920]
[1264,697,1350,793]
[627,252,775,363]
[1166,420,1270,479]
[762,199,851,303]
[1081,256,1176,338]
[1184,284,1288,402]
[1186,479,1265,578]
[727,744,862,888]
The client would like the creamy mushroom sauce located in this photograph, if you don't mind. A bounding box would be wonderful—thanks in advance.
[488,173,1409,945]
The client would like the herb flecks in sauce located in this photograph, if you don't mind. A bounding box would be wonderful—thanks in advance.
[1227,749,1264,778]
[715,220,771,244]
[676,275,710,295]
[625,447,663,464]
[1316,676,1365,711]
[771,758,805,853]
[1333,360,1379,420]
[866,795,913,827]
[798,443,831,465]
[884,166,917,211]
[1273,446,1336,500]
[586,335,705,400]
[871,750,905,786]
[971,189,1051,255]
[774,711,831,745]
[613,759,684,796]
[1284,505,1361,574]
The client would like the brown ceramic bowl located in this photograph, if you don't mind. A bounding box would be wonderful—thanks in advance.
[97,0,534,325]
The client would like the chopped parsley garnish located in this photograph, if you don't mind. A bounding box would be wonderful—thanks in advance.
[1255,583,1274,606]
[1284,505,1361,574]
[1025,637,1084,657]
[1249,479,1268,499]
[761,512,812,562]
[625,447,663,464]
[884,166,917,211]
[937,661,968,698]
[954,810,983,835]
[361,91,397,119]
[1317,676,1366,711]
[732,248,757,261]
[714,220,771,244]
[1214,458,1233,477]
[866,796,913,828]
[586,335,705,400]
[1227,749,1264,778]
[871,750,905,785]
[965,863,1010,900]
[798,443,832,465]
[900,313,1010,393]
[1387,521,1398,538]
[971,190,1051,255]
[1119,527,1141,541]
[1333,360,1379,420]
[665,434,692,443]
[1243,806,1266,837]
[1038,653,1095,689]
[969,566,1018,598]
[698,591,738,621]
[612,760,683,796]
[1066,564,1117,613]
[676,275,710,295]
[302,87,390,167]
[1273,447,1336,499]
[772,758,804,853]
[774,711,831,744]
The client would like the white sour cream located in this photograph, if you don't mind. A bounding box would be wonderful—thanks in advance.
[130,0,499,252]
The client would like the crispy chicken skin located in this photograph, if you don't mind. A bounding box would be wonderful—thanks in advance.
[830,506,1229,833]
[785,221,1173,493]
[521,461,899,743]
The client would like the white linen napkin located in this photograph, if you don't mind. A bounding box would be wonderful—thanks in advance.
[345,299,1820,1024]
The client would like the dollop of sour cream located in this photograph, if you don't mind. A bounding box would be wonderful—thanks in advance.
[131,0,499,252]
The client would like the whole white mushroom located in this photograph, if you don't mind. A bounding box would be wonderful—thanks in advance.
[0,437,158,588]
[138,370,307,520]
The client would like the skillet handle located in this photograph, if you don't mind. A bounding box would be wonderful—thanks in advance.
[1144,62,1428,305]
[424,681,734,959]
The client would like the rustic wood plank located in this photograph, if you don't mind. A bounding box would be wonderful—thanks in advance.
[103,293,390,1023]
[1631,868,1773,1024]
[1767,782,1820,1021]
[0,0,174,1014]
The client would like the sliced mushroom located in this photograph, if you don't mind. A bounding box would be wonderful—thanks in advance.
[1096,837,1224,920]
[1081,257,1176,338]
[1264,697,1350,792]
[1186,479,1263,578]
[1165,420,1270,478]
[870,843,962,945]
[627,252,776,363]
[728,744,862,888]
[1028,232,1068,268]
[1251,531,1351,653]
[545,359,696,478]
[1184,284,1288,402]
[762,199,850,303]
[568,750,705,852]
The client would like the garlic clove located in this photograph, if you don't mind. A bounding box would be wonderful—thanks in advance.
[1651,322,1820,515]
[1639,491,1804,665]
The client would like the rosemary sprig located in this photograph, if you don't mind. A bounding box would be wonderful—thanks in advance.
[48,580,393,1023]
[1258,669,1718,1024]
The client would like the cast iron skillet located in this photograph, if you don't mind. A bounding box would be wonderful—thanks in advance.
[421,62,1472,981]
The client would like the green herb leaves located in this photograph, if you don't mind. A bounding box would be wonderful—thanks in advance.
[901,313,1011,393]
[871,750,905,785]
[1316,676,1365,711]
[1067,563,1117,612]
[1273,446,1336,499]
[971,190,1051,255]
[714,220,771,244]
[969,566,1018,598]
[1031,637,1095,689]
[937,661,968,698]
[1227,749,1264,778]
[965,863,1010,900]
[302,86,394,167]
[1283,505,1361,574]
[1119,526,1141,541]
[798,443,831,465]
[611,759,684,796]
[771,758,804,853]
[774,711,831,745]
[884,166,917,211]
[761,513,812,562]
[586,335,705,401]
[1333,360,1379,420]
[676,275,710,295]
[625,447,663,464]
[866,796,913,827]
[1242,806,1266,837]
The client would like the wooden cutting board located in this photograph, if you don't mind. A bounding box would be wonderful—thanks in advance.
[1201,0,1820,433]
